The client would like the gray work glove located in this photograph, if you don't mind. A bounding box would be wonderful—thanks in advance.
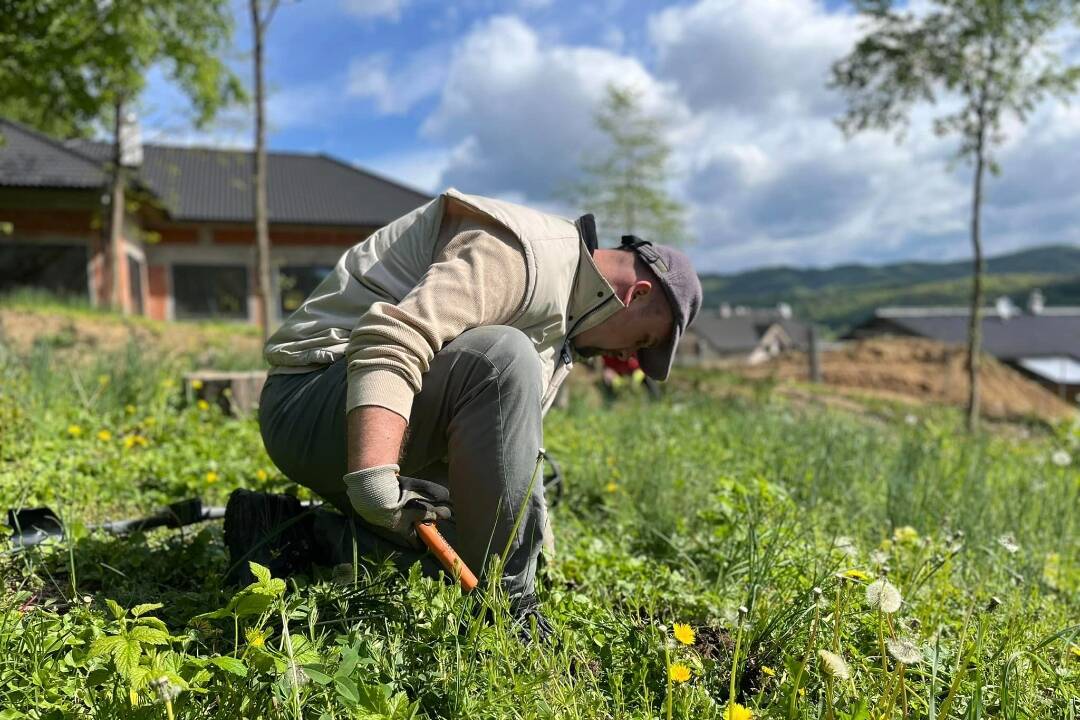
[343,464,452,548]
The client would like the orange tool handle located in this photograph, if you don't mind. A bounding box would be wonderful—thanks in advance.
[414,521,478,592]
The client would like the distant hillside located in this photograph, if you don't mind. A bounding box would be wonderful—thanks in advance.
[700,244,1080,331]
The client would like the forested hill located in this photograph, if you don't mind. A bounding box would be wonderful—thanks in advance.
[699,244,1080,331]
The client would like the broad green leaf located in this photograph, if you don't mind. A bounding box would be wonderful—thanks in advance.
[302,664,333,686]
[105,599,126,621]
[334,676,360,707]
[248,561,272,586]
[233,592,273,618]
[114,638,141,679]
[127,626,170,646]
[88,635,124,659]
[209,656,248,677]
[130,603,163,618]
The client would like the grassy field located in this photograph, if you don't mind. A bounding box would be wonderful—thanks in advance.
[0,317,1078,718]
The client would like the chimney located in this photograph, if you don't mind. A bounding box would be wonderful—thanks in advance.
[1027,289,1045,315]
[119,111,143,168]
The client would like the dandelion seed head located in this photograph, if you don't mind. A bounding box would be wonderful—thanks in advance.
[997,534,1020,554]
[150,676,181,703]
[283,663,309,689]
[1051,449,1071,467]
[818,650,851,680]
[833,536,858,558]
[886,637,922,665]
[866,578,902,613]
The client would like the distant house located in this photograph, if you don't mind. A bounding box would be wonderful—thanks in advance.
[848,292,1080,402]
[680,304,812,365]
[0,118,430,323]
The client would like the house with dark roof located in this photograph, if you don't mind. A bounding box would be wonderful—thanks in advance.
[0,118,430,322]
[679,304,812,365]
[848,292,1080,402]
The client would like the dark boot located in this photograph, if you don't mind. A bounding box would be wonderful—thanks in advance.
[223,489,315,585]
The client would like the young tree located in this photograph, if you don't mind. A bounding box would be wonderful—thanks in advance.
[831,0,1080,431]
[566,84,689,246]
[0,0,244,312]
[250,0,282,340]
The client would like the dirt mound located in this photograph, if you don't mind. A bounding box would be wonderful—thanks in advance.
[0,308,262,366]
[739,337,1075,422]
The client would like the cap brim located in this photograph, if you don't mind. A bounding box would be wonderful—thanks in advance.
[637,323,682,381]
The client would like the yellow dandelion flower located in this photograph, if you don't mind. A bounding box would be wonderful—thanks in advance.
[1069,645,1080,660]
[605,481,618,493]
[761,665,775,677]
[197,399,210,411]
[191,379,204,390]
[724,702,753,720]
[97,374,110,386]
[892,526,919,544]
[255,468,269,482]
[673,623,695,645]
[124,404,136,415]
[123,434,149,450]
[841,569,871,581]
[67,425,83,438]
[668,663,691,683]
[96,429,112,442]
[205,471,219,484]
[245,627,267,648]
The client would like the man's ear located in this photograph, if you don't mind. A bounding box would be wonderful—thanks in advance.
[622,279,653,307]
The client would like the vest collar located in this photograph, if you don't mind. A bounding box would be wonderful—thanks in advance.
[566,236,623,338]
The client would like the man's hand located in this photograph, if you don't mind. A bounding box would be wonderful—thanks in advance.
[343,463,452,547]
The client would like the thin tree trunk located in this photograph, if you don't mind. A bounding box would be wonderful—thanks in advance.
[251,0,272,340]
[109,100,127,314]
[965,137,985,432]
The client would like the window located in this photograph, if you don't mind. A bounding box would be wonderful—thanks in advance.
[127,255,143,315]
[172,264,248,320]
[0,243,88,297]
[278,265,333,315]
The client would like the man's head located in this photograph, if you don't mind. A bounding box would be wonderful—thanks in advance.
[575,237,702,379]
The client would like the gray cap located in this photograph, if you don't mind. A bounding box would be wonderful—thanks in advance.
[620,235,702,381]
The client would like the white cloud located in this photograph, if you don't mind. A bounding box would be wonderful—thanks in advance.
[347,46,449,115]
[360,147,453,193]
[340,1,1080,272]
[341,0,407,22]
[421,15,685,203]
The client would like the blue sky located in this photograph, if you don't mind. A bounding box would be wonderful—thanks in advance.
[138,0,1080,273]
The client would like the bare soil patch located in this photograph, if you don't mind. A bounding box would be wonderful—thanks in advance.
[734,337,1075,422]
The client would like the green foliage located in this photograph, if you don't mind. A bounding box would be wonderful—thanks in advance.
[699,244,1080,330]
[0,329,1078,716]
[564,84,689,246]
[0,0,245,137]
[832,0,1080,161]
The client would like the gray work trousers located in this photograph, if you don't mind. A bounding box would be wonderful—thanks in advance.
[258,326,548,598]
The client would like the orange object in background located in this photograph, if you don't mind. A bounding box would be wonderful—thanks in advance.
[415,521,478,592]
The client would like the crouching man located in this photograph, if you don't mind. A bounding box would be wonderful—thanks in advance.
[257,188,701,639]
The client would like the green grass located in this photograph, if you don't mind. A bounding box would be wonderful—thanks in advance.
[1,335,1077,718]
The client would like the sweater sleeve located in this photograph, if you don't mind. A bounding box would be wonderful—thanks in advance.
[344,228,529,421]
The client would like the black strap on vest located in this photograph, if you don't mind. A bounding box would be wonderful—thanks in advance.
[576,214,599,255]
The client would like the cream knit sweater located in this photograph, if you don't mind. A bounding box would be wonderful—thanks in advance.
[344,211,528,422]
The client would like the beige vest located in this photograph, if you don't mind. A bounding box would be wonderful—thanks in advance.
[264,188,621,413]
